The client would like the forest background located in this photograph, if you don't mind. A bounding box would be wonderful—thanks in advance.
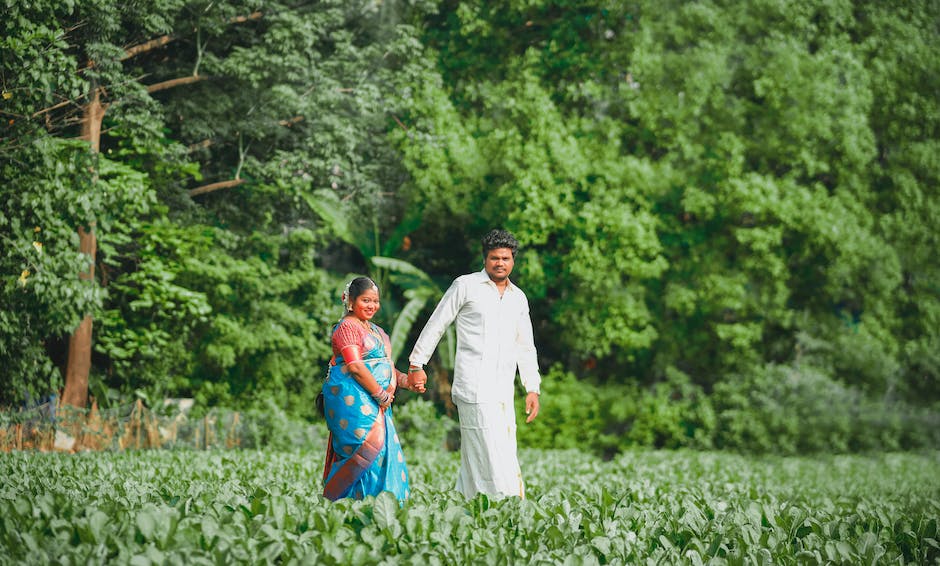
[2,0,938,456]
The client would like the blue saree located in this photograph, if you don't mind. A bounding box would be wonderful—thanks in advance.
[321,320,410,501]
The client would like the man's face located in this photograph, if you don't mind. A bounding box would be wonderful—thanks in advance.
[484,247,515,283]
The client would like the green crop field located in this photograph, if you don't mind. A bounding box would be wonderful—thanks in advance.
[1,449,938,564]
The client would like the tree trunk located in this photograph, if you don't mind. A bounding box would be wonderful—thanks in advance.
[61,87,104,409]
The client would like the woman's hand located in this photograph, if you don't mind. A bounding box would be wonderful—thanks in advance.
[396,368,427,393]
[371,386,394,410]
[408,367,428,393]
[348,361,396,409]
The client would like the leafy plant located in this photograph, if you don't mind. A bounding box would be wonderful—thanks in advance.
[1,447,937,563]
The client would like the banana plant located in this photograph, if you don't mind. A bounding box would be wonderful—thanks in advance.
[371,256,455,370]
[302,189,454,368]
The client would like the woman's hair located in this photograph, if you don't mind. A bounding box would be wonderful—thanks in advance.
[481,228,519,259]
[344,276,379,311]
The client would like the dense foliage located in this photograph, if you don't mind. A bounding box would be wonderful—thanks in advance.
[2,1,938,451]
[1,447,938,563]
[517,366,940,456]
[1,0,438,409]
[413,0,940,398]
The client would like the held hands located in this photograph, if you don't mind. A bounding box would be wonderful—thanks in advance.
[407,367,428,394]
[524,392,540,423]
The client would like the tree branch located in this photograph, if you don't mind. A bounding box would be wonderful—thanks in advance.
[188,178,245,197]
[230,11,263,24]
[121,11,263,61]
[31,98,76,118]
[146,75,207,94]
[234,134,249,179]
[121,34,175,61]
[279,116,304,127]
[188,139,213,152]
[392,114,408,132]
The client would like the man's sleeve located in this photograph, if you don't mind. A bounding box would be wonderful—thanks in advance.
[516,299,541,394]
[409,278,463,366]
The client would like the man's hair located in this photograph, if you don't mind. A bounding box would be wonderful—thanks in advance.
[481,229,519,259]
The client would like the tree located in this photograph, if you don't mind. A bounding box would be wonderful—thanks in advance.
[3,0,937,419]
[2,0,444,414]
[1,1,166,406]
[407,0,940,405]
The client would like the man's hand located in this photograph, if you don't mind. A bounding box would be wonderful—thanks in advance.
[409,367,428,393]
[524,392,540,423]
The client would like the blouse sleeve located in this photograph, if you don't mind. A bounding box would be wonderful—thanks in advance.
[331,320,364,354]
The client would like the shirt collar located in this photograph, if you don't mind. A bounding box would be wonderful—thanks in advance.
[476,269,516,292]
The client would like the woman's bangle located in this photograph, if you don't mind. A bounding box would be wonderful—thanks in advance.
[408,365,423,373]
[396,371,409,388]
[371,389,390,405]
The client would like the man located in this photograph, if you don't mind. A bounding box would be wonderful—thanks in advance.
[407,228,541,499]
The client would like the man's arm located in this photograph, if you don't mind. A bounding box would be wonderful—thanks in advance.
[408,278,464,389]
[516,301,541,423]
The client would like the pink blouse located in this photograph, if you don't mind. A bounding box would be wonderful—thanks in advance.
[331,319,389,361]
[331,318,407,388]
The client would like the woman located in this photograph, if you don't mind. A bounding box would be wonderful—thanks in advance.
[321,276,425,501]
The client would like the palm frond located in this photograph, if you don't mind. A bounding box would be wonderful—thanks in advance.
[390,296,430,364]
[371,256,436,285]
[302,189,373,256]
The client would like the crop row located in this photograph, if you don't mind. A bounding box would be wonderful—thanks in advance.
[1,449,938,564]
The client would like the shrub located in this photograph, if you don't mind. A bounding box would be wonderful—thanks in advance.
[515,365,611,452]
[516,365,715,456]
[712,363,940,453]
[393,397,457,453]
[238,398,327,451]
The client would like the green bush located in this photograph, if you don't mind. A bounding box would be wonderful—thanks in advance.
[711,363,940,454]
[624,367,716,451]
[237,398,328,451]
[515,365,610,452]
[393,397,457,453]
[512,363,940,456]
[516,365,716,456]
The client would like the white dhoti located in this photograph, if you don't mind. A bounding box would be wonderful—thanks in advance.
[454,399,525,499]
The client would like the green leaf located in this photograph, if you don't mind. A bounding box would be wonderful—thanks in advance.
[389,296,429,362]
[302,190,373,257]
[373,492,401,537]
[136,509,156,540]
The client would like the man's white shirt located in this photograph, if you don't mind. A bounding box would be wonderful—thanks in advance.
[409,270,541,403]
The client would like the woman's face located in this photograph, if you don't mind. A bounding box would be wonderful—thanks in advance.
[350,288,380,321]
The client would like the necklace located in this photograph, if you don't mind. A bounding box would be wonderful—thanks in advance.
[365,320,387,354]
[351,316,383,343]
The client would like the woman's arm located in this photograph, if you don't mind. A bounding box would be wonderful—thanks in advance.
[345,360,394,409]
[334,320,394,408]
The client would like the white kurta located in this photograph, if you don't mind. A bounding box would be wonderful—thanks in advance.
[409,270,541,498]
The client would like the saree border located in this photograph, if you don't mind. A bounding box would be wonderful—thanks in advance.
[322,407,387,501]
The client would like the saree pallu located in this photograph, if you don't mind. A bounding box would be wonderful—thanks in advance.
[321,333,410,501]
